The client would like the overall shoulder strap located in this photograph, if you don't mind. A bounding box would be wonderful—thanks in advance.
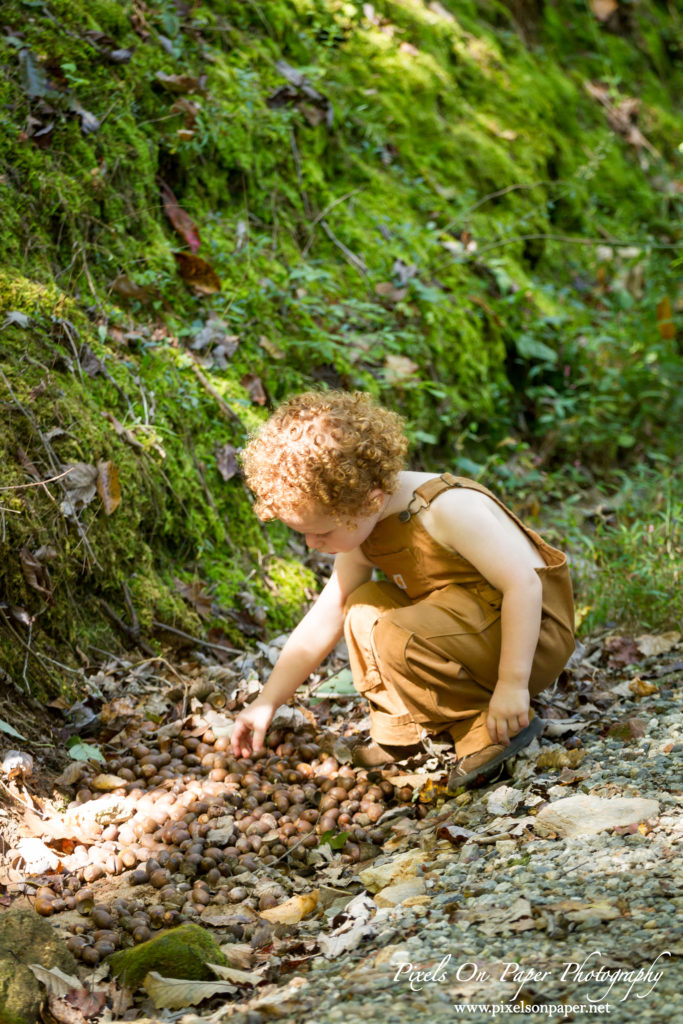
[398,473,465,521]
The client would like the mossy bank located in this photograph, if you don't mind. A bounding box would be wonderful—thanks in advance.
[0,1,681,693]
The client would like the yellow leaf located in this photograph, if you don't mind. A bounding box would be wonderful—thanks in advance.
[628,677,658,697]
[656,296,675,340]
[91,773,128,791]
[259,889,319,924]
[96,460,121,515]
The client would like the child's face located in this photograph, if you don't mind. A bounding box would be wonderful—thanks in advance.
[279,497,383,555]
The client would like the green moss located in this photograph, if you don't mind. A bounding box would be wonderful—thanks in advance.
[108,923,227,989]
[0,0,680,679]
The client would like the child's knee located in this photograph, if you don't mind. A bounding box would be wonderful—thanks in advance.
[344,580,386,615]
[371,613,411,675]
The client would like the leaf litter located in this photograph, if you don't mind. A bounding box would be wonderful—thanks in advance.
[3,627,682,1019]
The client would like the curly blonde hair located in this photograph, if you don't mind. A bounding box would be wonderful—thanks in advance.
[242,391,408,522]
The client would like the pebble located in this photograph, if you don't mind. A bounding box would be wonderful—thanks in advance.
[265,676,683,1024]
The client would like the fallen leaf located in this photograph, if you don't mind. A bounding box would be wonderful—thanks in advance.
[383,354,418,385]
[66,738,105,763]
[174,578,213,619]
[160,180,201,253]
[60,462,99,517]
[28,965,83,997]
[208,962,263,986]
[655,296,675,340]
[436,824,477,846]
[589,0,618,21]
[173,251,221,294]
[635,631,680,657]
[374,281,408,303]
[628,677,658,697]
[109,274,153,303]
[258,335,286,359]
[19,547,53,602]
[65,988,107,1019]
[96,461,121,515]
[259,889,319,924]
[143,972,235,1010]
[604,635,641,668]
[155,71,204,93]
[241,373,267,405]
[91,773,128,791]
[216,444,239,482]
[0,719,26,741]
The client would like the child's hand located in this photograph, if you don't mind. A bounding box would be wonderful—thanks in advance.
[231,701,274,758]
[486,684,530,746]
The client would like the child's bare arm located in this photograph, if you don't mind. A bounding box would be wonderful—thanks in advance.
[231,550,372,756]
[427,490,544,745]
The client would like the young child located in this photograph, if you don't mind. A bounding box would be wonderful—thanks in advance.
[231,390,575,788]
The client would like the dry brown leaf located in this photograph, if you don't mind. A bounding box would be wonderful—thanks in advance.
[96,460,121,515]
[374,282,408,303]
[216,443,239,482]
[19,547,53,602]
[110,274,153,303]
[635,631,680,657]
[629,677,658,697]
[383,354,418,385]
[241,373,267,406]
[155,71,204,93]
[173,252,221,294]
[174,578,212,619]
[143,972,235,1010]
[589,0,618,21]
[258,335,286,359]
[160,180,201,253]
[259,889,319,924]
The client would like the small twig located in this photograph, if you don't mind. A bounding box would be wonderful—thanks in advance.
[302,189,364,257]
[98,597,156,656]
[151,619,242,656]
[319,219,368,278]
[0,607,84,676]
[189,359,243,426]
[0,468,75,492]
[0,778,44,817]
[122,583,140,641]
[21,620,32,694]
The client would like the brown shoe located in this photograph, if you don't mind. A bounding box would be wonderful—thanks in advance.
[349,738,423,768]
[447,717,544,791]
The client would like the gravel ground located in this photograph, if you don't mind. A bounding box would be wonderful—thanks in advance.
[217,662,682,1024]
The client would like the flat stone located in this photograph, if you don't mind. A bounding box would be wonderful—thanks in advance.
[374,877,426,908]
[534,795,660,837]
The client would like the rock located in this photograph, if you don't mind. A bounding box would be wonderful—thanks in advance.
[534,795,660,837]
[359,849,427,893]
[108,923,228,990]
[487,785,524,816]
[374,877,426,908]
[0,908,77,1024]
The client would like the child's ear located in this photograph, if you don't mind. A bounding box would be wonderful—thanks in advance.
[366,488,385,512]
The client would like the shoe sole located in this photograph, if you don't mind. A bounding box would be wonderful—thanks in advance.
[447,717,544,791]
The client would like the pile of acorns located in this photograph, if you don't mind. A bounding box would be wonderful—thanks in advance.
[29,720,424,964]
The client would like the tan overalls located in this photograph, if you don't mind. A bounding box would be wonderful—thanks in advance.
[343,474,575,758]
